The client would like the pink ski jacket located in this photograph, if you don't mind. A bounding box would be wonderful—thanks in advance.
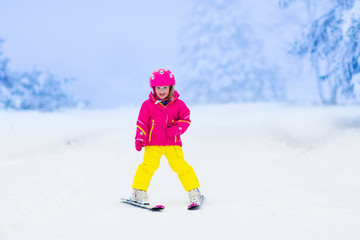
[135,91,191,147]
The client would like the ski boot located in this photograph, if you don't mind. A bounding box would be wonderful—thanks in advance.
[188,188,203,206]
[130,188,150,205]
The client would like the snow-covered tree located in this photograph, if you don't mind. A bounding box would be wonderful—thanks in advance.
[284,0,360,104]
[179,0,285,104]
[0,39,84,111]
[278,0,297,9]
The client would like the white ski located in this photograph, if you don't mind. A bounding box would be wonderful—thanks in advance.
[121,198,165,211]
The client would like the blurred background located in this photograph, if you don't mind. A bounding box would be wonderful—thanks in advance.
[1,0,360,110]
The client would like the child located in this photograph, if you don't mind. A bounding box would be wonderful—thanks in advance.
[130,68,202,206]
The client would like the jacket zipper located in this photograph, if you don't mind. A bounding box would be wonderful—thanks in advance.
[149,120,155,142]
[172,120,177,143]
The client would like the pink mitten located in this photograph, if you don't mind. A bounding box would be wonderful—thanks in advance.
[135,140,144,151]
[166,126,179,137]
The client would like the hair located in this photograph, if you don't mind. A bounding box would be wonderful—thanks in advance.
[168,85,175,100]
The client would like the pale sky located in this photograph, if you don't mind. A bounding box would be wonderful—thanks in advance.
[0,0,190,108]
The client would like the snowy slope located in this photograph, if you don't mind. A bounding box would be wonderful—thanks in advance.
[1,103,360,240]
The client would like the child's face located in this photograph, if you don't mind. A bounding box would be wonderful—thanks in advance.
[155,86,170,100]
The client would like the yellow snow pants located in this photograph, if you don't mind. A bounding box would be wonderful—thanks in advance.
[132,146,200,192]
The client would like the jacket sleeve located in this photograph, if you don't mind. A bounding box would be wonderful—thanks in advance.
[174,100,191,135]
[135,101,150,142]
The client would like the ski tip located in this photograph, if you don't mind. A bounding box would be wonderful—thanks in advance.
[151,206,165,211]
[188,196,204,210]
[188,203,200,210]
[154,205,165,209]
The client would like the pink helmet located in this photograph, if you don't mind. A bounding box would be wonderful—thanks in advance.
[149,68,175,87]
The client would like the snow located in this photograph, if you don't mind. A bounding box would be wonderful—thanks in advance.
[1,103,360,239]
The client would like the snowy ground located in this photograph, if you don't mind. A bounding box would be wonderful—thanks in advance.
[1,103,360,240]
